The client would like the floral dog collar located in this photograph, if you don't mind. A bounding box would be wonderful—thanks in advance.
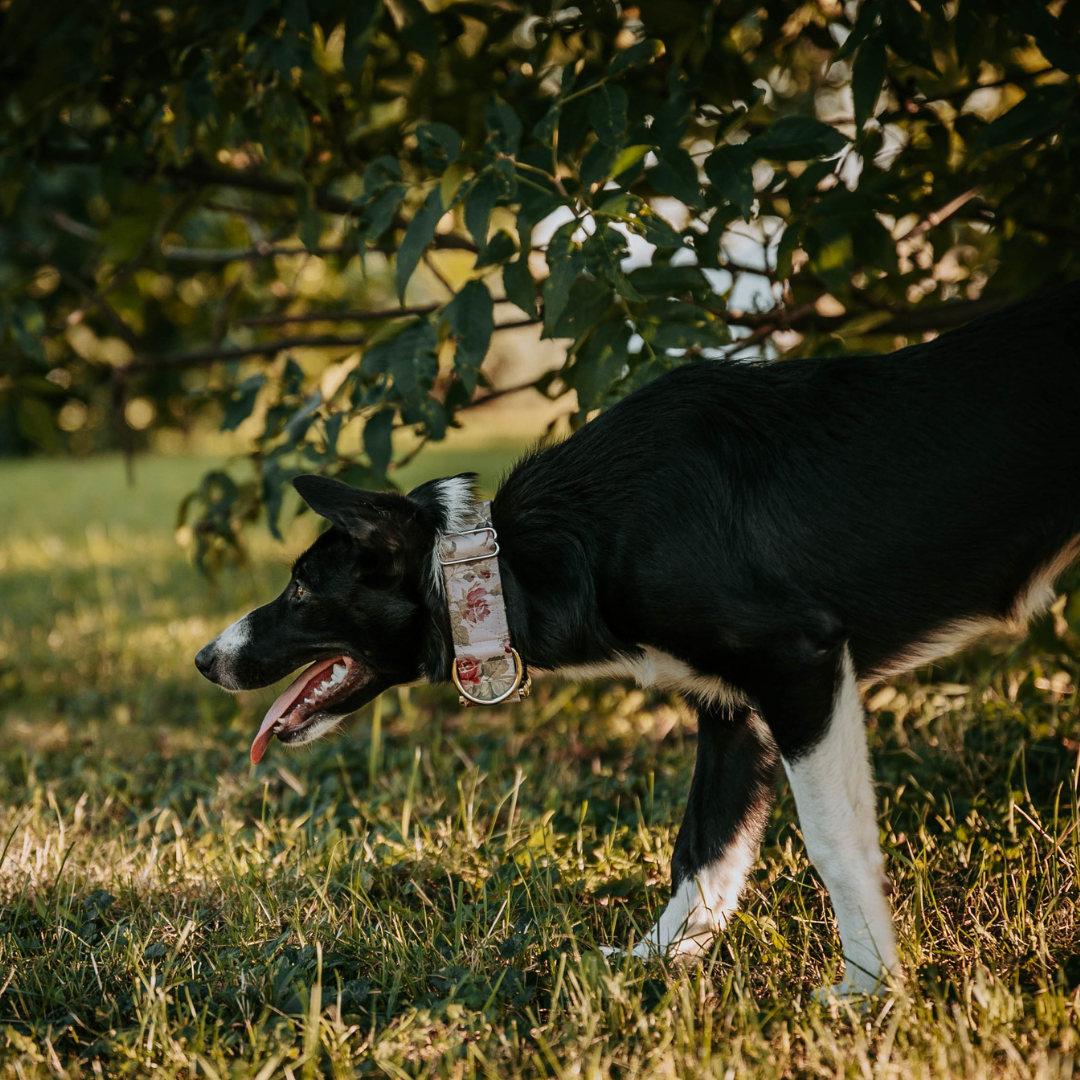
[437,501,531,707]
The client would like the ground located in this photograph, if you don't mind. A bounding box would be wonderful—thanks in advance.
[1,452,1080,1079]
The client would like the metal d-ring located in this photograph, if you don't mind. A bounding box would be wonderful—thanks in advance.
[452,648,530,706]
[438,526,499,567]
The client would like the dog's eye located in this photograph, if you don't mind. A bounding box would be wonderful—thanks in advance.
[295,584,305,600]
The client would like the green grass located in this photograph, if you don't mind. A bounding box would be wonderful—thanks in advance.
[2,452,1080,1078]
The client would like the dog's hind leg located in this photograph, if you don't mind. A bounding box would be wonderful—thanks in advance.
[766,644,900,997]
[626,702,779,959]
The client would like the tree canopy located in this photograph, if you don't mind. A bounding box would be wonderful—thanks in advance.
[2,0,1078,568]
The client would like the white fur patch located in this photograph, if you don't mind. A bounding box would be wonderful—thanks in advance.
[870,616,1002,680]
[428,476,478,597]
[1010,533,1080,626]
[782,647,899,993]
[558,647,747,709]
[873,533,1080,679]
[629,816,764,960]
[215,614,251,654]
[208,615,252,691]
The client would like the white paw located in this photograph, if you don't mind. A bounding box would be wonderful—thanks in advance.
[598,941,661,961]
[813,966,898,1006]
[600,932,715,963]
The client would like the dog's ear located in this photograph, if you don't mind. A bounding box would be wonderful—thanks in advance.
[292,475,418,549]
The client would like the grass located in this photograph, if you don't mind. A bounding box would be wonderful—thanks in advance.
[2,451,1080,1078]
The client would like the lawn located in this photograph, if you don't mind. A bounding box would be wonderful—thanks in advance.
[1,452,1080,1079]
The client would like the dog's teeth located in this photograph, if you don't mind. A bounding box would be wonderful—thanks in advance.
[332,664,346,683]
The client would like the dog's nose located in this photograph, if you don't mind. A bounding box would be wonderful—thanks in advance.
[194,642,217,681]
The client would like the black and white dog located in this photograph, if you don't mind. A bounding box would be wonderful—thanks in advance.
[196,284,1080,995]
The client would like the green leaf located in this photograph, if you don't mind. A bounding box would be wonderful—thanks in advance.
[852,33,887,132]
[465,170,506,251]
[745,117,847,161]
[533,101,560,145]
[503,256,537,319]
[566,322,632,409]
[626,265,710,300]
[473,230,517,269]
[634,206,684,249]
[883,0,937,73]
[417,122,462,168]
[548,277,613,340]
[589,83,628,148]
[543,220,586,337]
[609,38,664,76]
[580,141,617,191]
[364,409,395,479]
[974,84,1077,154]
[704,145,754,219]
[610,143,651,180]
[361,318,437,377]
[440,160,467,211]
[220,375,265,432]
[833,0,881,62]
[647,146,702,208]
[394,187,444,302]
[444,280,494,395]
[774,221,803,283]
[363,155,403,195]
[356,185,405,245]
[486,96,522,155]
[343,0,380,79]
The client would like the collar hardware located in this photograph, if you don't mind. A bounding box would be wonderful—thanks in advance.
[438,527,500,566]
[437,501,531,708]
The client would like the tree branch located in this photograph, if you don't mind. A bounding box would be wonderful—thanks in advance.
[718,293,1010,336]
[124,317,540,373]
[895,184,983,243]
[237,302,534,327]
[161,230,476,265]
[238,304,441,327]
[125,333,371,372]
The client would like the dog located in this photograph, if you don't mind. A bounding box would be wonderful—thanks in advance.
[196,283,1080,996]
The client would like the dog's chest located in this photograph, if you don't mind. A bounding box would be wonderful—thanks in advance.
[556,647,746,708]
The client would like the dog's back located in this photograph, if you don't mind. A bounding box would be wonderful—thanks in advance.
[496,283,1080,677]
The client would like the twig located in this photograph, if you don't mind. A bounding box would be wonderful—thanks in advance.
[238,304,441,327]
[422,251,456,298]
[895,184,983,243]
[123,318,540,374]
[124,333,371,372]
[388,435,429,472]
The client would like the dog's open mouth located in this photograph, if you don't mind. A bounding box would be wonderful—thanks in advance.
[250,655,368,764]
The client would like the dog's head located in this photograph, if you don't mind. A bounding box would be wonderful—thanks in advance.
[195,474,471,762]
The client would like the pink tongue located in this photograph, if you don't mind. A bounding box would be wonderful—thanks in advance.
[250,657,344,765]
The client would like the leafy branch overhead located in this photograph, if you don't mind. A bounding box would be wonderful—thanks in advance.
[2,0,1078,568]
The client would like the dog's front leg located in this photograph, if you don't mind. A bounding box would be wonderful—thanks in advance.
[767,645,900,997]
[620,702,779,960]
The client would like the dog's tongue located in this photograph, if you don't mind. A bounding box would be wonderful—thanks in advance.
[250,656,344,765]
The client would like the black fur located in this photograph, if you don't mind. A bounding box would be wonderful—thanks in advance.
[197,282,1080,905]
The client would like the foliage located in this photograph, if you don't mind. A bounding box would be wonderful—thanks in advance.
[3,454,1080,1076]
[2,0,1079,560]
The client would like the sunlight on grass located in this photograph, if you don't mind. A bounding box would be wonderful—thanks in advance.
[1,454,1080,1077]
